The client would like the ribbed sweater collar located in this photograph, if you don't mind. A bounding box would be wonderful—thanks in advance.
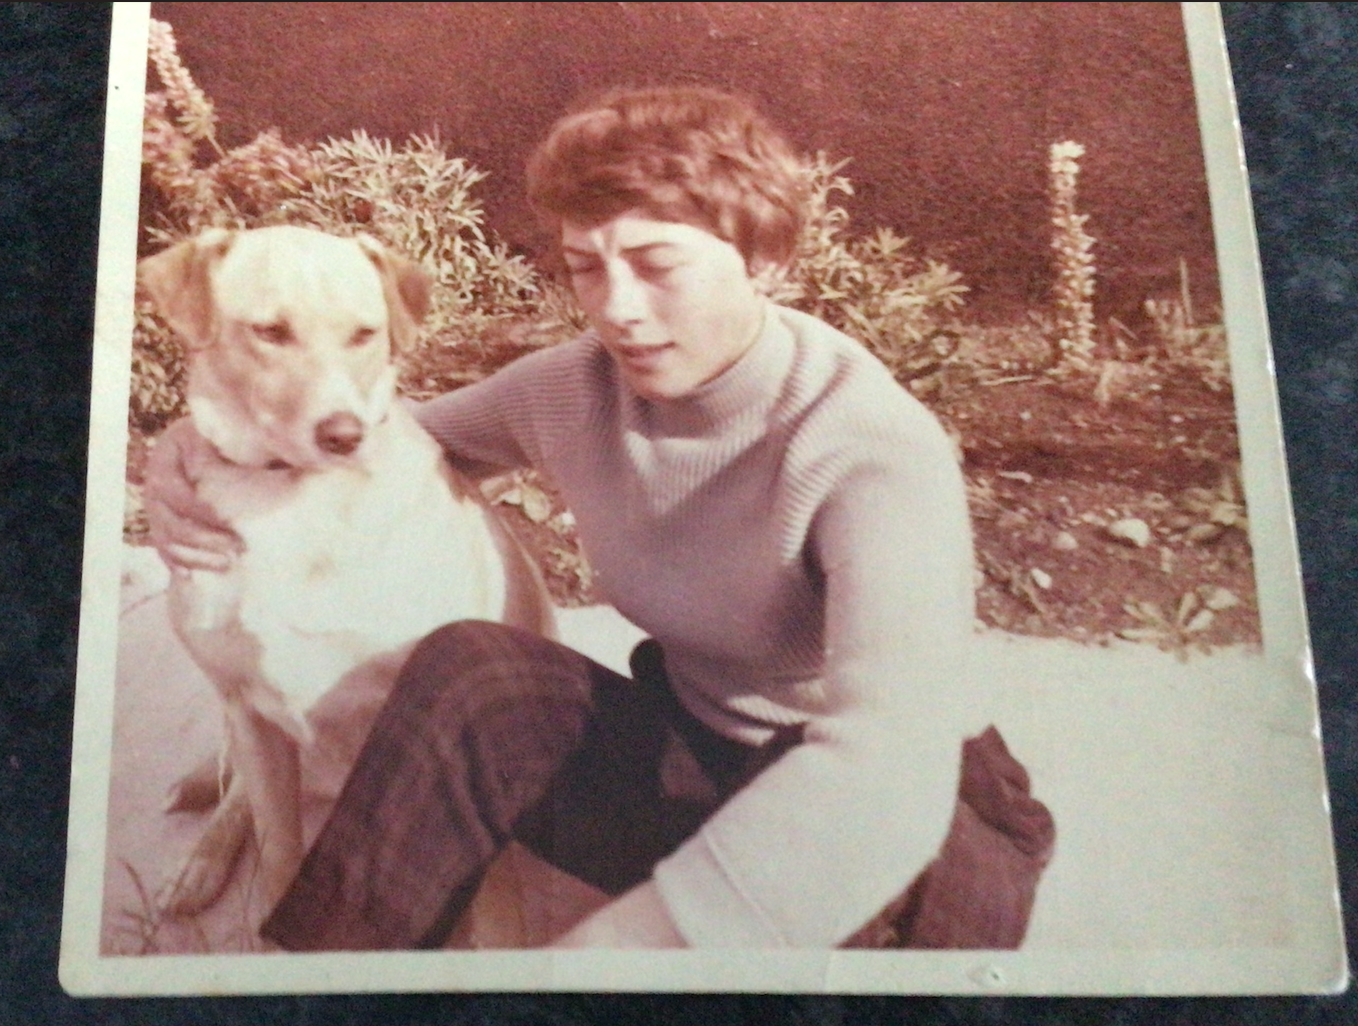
[623,301,795,438]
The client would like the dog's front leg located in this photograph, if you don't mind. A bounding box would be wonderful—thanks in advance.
[223,703,304,919]
[158,772,253,916]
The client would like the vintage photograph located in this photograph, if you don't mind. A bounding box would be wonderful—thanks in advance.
[60,1,1344,995]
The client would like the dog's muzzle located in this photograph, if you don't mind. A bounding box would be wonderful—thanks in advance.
[315,412,365,456]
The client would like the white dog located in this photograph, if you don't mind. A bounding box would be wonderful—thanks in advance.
[138,226,554,928]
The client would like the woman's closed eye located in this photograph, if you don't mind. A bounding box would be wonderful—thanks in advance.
[565,260,604,281]
[564,258,678,284]
[631,257,681,281]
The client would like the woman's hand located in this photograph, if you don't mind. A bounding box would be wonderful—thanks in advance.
[550,881,686,948]
[144,418,242,572]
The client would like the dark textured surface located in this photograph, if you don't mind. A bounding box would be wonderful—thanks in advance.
[0,2,1353,1023]
[151,0,1215,322]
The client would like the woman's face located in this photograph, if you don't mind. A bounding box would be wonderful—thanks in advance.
[561,212,766,401]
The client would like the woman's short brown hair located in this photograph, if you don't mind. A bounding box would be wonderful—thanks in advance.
[526,86,806,269]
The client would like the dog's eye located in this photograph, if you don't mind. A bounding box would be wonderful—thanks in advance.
[252,322,293,346]
[348,327,378,348]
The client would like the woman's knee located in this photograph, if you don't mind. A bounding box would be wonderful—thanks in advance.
[410,618,537,661]
[403,620,540,685]
[395,619,596,724]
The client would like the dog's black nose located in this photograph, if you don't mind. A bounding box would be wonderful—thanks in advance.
[315,413,365,455]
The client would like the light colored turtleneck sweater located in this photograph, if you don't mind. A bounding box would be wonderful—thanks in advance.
[417,303,976,947]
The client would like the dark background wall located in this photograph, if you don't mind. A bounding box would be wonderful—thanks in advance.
[152,1,1218,327]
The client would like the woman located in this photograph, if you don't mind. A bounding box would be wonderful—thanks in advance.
[148,86,1052,949]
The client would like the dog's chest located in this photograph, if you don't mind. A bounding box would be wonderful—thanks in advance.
[175,422,506,726]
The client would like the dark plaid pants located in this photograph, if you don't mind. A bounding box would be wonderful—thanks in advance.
[261,621,1054,950]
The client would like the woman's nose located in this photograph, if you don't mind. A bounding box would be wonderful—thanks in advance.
[597,264,647,327]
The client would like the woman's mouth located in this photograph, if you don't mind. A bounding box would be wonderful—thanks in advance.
[612,341,675,368]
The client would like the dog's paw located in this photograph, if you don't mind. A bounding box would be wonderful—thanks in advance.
[164,754,233,813]
[157,858,234,917]
[157,792,252,916]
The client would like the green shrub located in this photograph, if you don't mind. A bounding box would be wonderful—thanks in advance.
[128,299,188,436]
[763,153,969,383]
[1144,261,1231,392]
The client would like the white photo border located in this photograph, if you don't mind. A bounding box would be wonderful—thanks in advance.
[58,1,1347,996]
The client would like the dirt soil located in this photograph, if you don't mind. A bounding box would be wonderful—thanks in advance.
[938,370,1258,651]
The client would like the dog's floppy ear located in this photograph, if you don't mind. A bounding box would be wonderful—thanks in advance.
[138,230,236,348]
[356,234,432,351]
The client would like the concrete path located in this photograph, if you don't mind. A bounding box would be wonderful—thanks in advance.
[98,545,1313,955]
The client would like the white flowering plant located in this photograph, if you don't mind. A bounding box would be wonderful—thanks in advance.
[1048,140,1097,374]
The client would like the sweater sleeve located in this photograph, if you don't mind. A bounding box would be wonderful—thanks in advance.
[411,339,594,477]
[651,403,977,947]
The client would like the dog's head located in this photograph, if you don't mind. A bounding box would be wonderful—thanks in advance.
[139,226,432,469]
